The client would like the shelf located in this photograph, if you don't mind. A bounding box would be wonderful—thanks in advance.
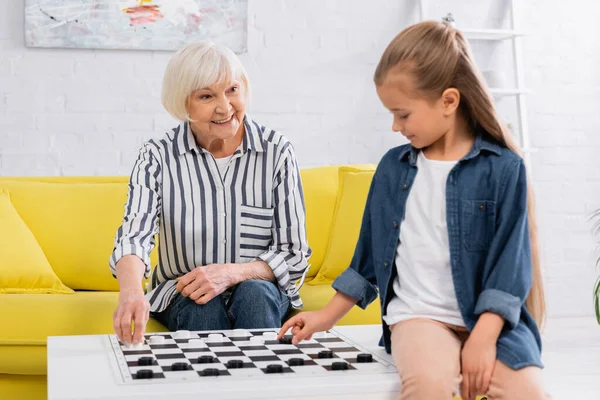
[460,28,524,41]
[490,88,530,97]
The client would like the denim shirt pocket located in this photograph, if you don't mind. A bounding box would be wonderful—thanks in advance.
[461,200,496,252]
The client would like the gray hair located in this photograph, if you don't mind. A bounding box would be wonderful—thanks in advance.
[161,41,250,121]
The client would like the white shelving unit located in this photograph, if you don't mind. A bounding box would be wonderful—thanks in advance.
[461,28,523,41]
[417,0,535,170]
[490,88,530,96]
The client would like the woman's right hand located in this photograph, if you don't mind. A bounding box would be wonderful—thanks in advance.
[278,310,335,345]
[113,289,150,346]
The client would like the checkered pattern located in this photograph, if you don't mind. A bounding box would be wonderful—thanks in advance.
[109,329,396,383]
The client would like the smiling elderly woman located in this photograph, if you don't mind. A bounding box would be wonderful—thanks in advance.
[109,42,311,345]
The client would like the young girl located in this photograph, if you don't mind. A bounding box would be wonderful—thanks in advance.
[279,21,548,400]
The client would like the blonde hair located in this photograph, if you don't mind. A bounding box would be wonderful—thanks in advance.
[161,41,250,122]
[374,21,546,329]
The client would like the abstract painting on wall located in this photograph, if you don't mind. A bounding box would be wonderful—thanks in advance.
[25,0,248,52]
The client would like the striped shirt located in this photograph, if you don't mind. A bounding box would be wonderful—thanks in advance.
[109,115,312,313]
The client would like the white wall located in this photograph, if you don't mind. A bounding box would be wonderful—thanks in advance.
[1,0,599,320]
[520,0,600,323]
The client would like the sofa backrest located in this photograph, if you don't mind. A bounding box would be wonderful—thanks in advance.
[298,166,340,279]
[0,165,374,291]
[0,177,152,291]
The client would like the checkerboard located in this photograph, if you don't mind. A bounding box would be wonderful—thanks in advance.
[108,328,397,384]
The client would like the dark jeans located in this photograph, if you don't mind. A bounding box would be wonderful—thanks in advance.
[152,280,291,331]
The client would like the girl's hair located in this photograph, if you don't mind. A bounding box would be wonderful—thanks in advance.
[374,20,546,329]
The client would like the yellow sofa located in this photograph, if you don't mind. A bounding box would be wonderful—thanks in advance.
[0,164,382,400]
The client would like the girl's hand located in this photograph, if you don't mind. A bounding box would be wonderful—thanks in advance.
[277,310,335,344]
[460,333,497,400]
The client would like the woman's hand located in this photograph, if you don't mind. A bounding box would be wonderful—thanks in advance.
[113,289,150,346]
[113,255,149,346]
[277,310,336,345]
[176,264,236,304]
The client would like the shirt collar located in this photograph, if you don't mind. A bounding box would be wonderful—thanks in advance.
[174,122,198,156]
[398,129,502,166]
[174,114,265,157]
[241,115,265,154]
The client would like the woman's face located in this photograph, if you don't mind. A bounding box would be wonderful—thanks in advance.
[186,79,246,142]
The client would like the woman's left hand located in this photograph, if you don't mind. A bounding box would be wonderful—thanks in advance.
[460,332,497,400]
[176,263,237,304]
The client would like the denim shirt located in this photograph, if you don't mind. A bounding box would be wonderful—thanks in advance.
[332,134,543,370]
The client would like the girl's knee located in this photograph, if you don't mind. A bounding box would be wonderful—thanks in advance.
[400,370,459,399]
[487,363,546,400]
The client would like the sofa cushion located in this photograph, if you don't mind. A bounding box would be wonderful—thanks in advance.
[0,375,46,400]
[0,179,158,291]
[299,166,340,278]
[0,190,73,294]
[312,166,375,284]
[298,281,381,325]
[299,165,376,280]
[0,291,168,375]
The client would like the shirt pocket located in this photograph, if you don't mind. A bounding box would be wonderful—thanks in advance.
[239,204,274,260]
[461,200,496,252]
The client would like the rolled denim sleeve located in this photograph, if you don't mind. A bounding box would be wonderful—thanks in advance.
[475,158,532,329]
[332,173,378,309]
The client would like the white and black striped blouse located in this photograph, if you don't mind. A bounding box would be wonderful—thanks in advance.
[109,115,312,313]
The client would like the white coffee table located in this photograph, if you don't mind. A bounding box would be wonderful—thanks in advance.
[47,324,401,400]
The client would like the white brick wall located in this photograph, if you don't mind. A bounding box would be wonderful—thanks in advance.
[1,0,599,320]
[520,0,600,321]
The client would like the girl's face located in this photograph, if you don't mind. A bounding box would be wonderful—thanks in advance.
[376,70,456,149]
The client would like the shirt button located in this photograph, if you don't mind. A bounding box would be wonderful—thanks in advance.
[222,238,227,244]
[384,261,389,268]
[393,221,398,229]
[222,212,227,217]
[402,183,408,189]
[479,204,484,211]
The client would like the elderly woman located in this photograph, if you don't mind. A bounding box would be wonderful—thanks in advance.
[110,42,311,345]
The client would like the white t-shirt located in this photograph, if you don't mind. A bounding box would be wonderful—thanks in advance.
[214,155,233,178]
[383,151,465,327]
